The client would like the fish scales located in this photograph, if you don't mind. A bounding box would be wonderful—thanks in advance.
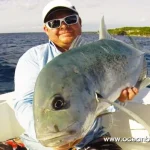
[33,39,145,148]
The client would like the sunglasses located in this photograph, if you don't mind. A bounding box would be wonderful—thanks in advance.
[45,14,79,29]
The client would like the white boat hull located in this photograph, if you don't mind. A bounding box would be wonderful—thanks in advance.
[0,92,24,141]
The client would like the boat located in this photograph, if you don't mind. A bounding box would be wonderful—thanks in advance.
[0,88,150,149]
[0,92,24,142]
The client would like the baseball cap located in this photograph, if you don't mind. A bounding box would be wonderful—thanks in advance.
[42,0,79,23]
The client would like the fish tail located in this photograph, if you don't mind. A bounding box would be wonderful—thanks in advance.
[135,56,150,89]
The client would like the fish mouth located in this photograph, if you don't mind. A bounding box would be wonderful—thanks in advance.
[38,133,82,148]
[37,121,92,148]
[37,122,82,147]
[37,121,77,135]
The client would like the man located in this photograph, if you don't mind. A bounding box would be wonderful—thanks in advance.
[13,0,138,149]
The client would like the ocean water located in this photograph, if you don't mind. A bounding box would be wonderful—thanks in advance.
[0,32,150,94]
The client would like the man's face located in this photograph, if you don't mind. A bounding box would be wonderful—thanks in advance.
[44,10,82,51]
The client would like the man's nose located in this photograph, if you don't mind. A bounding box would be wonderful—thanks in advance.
[60,21,68,28]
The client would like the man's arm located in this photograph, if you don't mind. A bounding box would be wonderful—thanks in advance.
[13,49,40,140]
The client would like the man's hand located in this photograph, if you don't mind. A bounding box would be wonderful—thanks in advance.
[118,87,139,102]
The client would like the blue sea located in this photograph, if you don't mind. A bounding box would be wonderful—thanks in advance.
[0,33,150,94]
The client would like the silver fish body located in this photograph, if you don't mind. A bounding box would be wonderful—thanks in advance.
[33,38,149,148]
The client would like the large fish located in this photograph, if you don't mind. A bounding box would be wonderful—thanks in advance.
[33,17,150,149]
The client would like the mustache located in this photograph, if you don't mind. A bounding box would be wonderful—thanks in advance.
[59,26,73,32]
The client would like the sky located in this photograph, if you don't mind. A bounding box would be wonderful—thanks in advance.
[0,0,150,33]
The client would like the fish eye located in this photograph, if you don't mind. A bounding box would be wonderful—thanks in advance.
[52,95,66,110]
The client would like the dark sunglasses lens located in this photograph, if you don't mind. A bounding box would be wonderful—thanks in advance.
[48,20,60,28]
[65,15,77,25]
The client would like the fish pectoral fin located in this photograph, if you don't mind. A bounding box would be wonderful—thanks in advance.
[104,98,150,135]
[95,92,104,102]
[95,92,112,104]
[69,35,89,49]
[95,92,113,117]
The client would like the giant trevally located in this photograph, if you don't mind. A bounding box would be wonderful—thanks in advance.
[33,16,150,149]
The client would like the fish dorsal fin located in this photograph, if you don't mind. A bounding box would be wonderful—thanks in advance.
[99,16,115,40]
[69,35,88,49]
[127,36,150,54]
[127,36,142,50]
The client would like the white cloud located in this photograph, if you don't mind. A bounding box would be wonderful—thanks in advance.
[140,17,147,22]
[0,0,150,33]
[13,0,40,9]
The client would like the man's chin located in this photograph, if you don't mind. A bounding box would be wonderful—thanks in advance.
[61,37,75,45]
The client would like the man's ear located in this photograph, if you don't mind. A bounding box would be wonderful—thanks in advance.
[43,25,49,35]
[79,17,82,27]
